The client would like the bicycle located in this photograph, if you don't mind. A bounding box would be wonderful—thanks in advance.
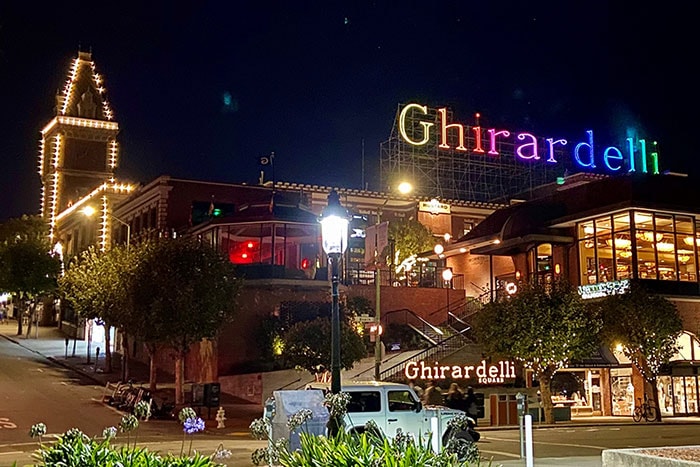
[632,394,659,422]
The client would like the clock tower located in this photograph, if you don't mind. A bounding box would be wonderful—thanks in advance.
[39,51,120,240]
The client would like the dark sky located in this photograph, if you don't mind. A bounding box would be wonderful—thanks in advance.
[0,2,696,220]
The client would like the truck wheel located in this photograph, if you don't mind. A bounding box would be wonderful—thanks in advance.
[348,427,365,436]
[442,428,475,445]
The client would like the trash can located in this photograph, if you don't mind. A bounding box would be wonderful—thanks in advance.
[191,382,221,407]
[271,390,329,451]
[204,382,220,407]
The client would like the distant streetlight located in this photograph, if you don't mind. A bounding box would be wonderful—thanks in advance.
[319,190,349,396]
[397,181,413,195]
[81,206,131,252]
[442,267,453,311]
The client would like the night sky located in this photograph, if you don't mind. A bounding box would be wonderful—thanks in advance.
[0,2,696,221]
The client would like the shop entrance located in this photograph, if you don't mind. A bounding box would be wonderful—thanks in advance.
[659,373,699,416]
[550,369,600,416]
[657,332,700,416]
[610,368,634,416]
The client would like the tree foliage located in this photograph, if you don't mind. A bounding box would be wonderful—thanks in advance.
[474,280,600,424]
[282,316,367,375]
[59,245,136,372]
[388,218,433,266]
[0,215,61,336]
[130,238,242,403]
[596,283,682,421]
[0,214,49,244]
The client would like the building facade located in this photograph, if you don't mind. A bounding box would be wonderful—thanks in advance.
[442,174,700,417]
[41,53,700,419]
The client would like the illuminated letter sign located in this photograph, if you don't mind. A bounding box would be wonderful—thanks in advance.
[578,279,630,299]
[399,104,433,146]
[404,360,516,384]
[419,199,451,215]
[397,103,661,175]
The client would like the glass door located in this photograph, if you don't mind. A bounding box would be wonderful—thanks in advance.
[686,376,698,414]
[610,372,634,416]
[657,376,674,416]
[673,377,688,415]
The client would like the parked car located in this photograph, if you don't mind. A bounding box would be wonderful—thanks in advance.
[305,380,479,448]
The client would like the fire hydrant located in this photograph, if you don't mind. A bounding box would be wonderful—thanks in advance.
[216,406,226,429]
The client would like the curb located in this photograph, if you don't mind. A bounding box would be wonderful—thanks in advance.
[45,355,105,386]
[1,332,105,386]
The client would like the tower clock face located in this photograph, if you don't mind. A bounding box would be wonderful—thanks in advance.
[63,139,108,172]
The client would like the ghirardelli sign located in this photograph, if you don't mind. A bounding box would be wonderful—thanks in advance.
[405,359,516,385]
[399,103,660,174]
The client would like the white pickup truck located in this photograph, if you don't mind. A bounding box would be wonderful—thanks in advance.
[305,380,479,448]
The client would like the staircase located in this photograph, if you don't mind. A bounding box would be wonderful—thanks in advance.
[378,297,485,382]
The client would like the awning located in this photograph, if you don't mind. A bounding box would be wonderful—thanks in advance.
[568,346,622,368]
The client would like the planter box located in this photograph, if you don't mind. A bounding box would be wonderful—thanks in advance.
[602,446,700,466]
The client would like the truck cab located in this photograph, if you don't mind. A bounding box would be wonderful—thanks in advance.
[305,380,477,448]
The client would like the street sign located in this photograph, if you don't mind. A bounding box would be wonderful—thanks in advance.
[356,315,374,323]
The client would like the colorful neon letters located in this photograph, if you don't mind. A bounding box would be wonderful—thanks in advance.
[399,103,660,174]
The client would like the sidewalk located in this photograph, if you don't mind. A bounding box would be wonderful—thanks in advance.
[5,320,700,432]
[0,320,262,431]
[0,319,158,388]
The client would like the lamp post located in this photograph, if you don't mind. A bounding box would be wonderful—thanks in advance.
[81,206,131,252]
[373,182,412,381]
[442,267,453,311]
[111,215,131,252]
[81,206,131,372]
[319,190,349,395]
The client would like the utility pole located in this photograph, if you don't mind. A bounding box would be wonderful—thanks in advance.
[374,202,389,381]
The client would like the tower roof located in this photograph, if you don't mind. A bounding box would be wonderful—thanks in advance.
[55,51,114,120]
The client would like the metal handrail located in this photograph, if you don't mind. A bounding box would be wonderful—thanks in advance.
[379,332,466,382]
[382,308,445,338]
[376,298,483,382]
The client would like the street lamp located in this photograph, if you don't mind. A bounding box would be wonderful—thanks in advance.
[442,267,453,311]
[80,206,131,371]
[319,190,349,395]
[81,206,131,251]
[374,181,412,381]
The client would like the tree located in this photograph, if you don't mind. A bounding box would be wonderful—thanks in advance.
[597,283,682,422]
[0,215,61,337]
[388,218,433,267]
[59,245,135,373]
[282,316,367,375]
[130,238,242,404]
[474,280,600,424]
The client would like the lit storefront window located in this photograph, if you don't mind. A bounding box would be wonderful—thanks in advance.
[595,217,613,283]
[528,243,553,286]
[610,368,634,416]
[612,213,632,280]
[201,223,320,278]
[578,211,699,285]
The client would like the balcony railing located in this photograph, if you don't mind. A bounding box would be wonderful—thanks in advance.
[346,266,465,290]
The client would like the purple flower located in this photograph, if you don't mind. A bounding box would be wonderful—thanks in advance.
[183,417,205,434]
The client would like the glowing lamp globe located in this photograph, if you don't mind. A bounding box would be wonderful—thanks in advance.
[320,190,350,255]
[442,268,453,282]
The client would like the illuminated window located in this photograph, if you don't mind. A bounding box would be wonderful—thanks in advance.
[529,243,553,286]
[578,210,698,285]
[463,220,474,236]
